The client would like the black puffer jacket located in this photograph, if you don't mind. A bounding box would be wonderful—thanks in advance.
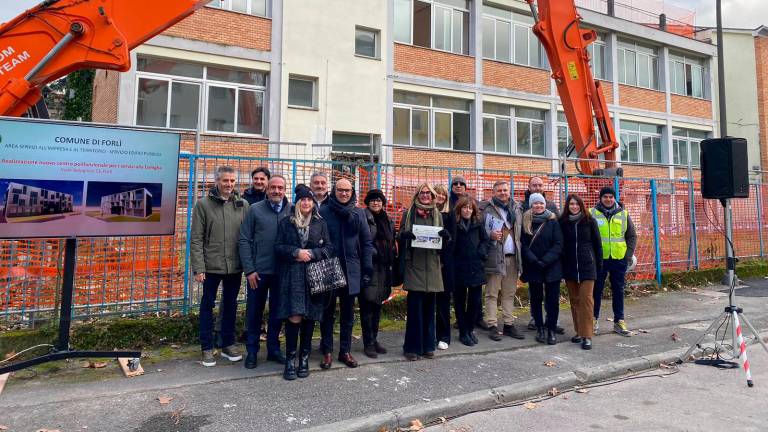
[559,215,603,282]
[440,211,457,293]
[520,214,563,284]
[453,218,491,288]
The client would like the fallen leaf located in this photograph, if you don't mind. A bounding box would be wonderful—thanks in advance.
[636,328,650,334]
[543,360,556,367]
[170,408,184,425]
[524,402,538,410]
[408,419,423,431]
[81,361,108,369]
[158,395,173,406]
[0,425,7,431]
[670,333,681,342]
[547,387,560,397]
[659,362,675,369]
[3,351,15,361]
[575,388,589,394]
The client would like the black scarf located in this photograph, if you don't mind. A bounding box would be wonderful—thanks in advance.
[532,210,553,228]
[492,197,515,225]
[328,191,358,221]
[596,201,621,218]
[372,210,394,265]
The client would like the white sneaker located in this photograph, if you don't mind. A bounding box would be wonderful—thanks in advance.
[437,341,449,350]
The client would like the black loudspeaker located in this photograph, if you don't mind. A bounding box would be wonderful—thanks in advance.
[700,137,750,199]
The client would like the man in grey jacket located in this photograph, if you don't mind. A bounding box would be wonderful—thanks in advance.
[238,175,291,369]
[482,180,525,341]
[191,165,248,367]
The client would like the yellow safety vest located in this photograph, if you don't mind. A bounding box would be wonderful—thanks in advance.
[590,207,628,259]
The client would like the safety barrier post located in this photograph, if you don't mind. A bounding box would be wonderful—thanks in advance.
[650,179,663,286]
[447,168,453,187]
[688,180,699,269]
[757,182,764,257]
[614,176,620,202]
[183,155,196,315]
[376,163,382,190]
[291,160,297,192]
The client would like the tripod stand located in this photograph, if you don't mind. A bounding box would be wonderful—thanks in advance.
[679,198,768,387]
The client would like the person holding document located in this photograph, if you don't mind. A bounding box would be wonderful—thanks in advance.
[398,183,450,361]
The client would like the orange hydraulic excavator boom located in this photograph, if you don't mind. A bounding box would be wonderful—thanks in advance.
[526,0,622,177]
[0,0,208,117]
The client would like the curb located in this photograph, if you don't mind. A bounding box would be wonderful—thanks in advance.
[299,347,696,432]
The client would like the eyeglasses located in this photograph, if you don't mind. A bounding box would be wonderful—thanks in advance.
[452,182,466,187]
[418,191,433,196]
[336,188,353,194]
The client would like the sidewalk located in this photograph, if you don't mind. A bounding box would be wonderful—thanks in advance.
[1,280,767,432]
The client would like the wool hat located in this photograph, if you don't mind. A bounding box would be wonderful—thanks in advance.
[528,193,545,207]
[364,188,387,206]
[599,186,617,198]
[294,184,314,203]
[451,175,467,186]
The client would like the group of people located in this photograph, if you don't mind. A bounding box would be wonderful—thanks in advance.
[191,166,637,381]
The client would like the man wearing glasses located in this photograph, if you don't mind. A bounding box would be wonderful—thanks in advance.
[319,178,374,368]
[449,175,468,209]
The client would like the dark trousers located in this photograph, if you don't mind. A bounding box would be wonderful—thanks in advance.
[454,285,482,335]
[436,291,452,344]
[245,274,283,355]
[285,319,316,355]
[320,289,355,355]
[529,281,561,331]
[360,298,383,348]
[403,291,437,355]
[199,273,241,351]
[593,258,627,321]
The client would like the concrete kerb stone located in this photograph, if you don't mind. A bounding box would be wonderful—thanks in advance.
[299,349,697,432]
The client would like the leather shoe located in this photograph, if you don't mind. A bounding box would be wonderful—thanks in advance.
[374,342,387,354]
[469,331,479,345]
[555,326,565,335]
[320,353,332,369]
[422,351,435,359]
[535,327,546,344]
[547,329,557,345]
[581,338,593,350]
[338,352,358,368]
[459,334,474,347]
[267,352,286,364]
[488,326,502,341]
[244,352,257,369]
[571,336,583,344]
[503,324,525,340]
[364,345,378,359]
[404,352,418,361]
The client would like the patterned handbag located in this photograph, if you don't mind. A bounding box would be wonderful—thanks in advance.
[306,256,347,295]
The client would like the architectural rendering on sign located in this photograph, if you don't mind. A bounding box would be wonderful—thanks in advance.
[0,181,75,222]
[99,188,154,219]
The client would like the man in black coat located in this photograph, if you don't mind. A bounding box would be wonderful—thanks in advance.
[242,167,271,205]
[319,178,374,368]
[238,175,291,369]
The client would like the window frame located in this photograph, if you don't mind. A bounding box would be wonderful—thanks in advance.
[393,91,471,151]
[619,121,664,164]
[585,33,607,80]
[134,56,267,137]
[672,128,706,167]
[618,40,660,90]
[206,0,270,18]
[669,53,707,99]
[355,26,381,59]
[287,76,318,110]
[396,0,469,55]
[482,105,547,157]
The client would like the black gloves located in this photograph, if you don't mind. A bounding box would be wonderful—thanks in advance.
[362,275,372,286]
[438,229,451,242]
[401,231,416,240]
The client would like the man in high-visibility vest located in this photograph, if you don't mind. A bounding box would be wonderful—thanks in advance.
[591,186,637,337]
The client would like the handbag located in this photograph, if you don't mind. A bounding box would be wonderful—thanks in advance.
[306,255,347,295]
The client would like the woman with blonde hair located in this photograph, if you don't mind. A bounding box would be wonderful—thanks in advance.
[520,193,563,345]
[397,182,450,360]
[433,184,456,350]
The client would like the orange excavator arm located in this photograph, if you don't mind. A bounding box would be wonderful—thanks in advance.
[526,0,622,177]
[0,0,208,117]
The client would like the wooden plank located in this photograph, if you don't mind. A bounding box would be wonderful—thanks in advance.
[117,358,144,378]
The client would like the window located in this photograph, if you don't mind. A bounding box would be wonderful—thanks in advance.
[288,76,317,109]
[557,112,604,156]
[482,5,545,68]
[207,0,269,17]
[135,56,266,135]
[618,40,659,90]
[482,103,546,156]
[620,121,663,163]
[395,0,469,55]
[393,90,471,150]
[672,128,707,166]
[586,33,607,80]
[332,132,378,154]
[670,53,706,99]
[355,27,379,58]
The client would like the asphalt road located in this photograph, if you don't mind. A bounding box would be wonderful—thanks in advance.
[1,281,767,431]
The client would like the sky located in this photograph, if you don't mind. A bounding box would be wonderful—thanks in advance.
[1,0,766,30]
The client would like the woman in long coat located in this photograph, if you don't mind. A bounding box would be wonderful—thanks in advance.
[360,189,397,358]
[398,182,448,361]
[433,184,456,350]
[559,193,602,350]
[520,193,563,346]
[275,184,333,380]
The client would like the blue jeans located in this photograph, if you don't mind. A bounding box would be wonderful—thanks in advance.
[593,258,627,321]
[403,291,437,355]
[199,273,241,351]
[246,274,283,355]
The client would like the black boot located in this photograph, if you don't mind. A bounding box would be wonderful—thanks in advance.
[297,320,314,378]
[547,329,557,345]
[283,351,297,380]
[535,327,546,344]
